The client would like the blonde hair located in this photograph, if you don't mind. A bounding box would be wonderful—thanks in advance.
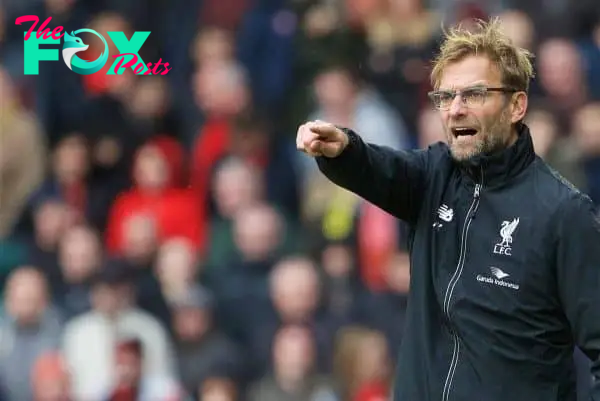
[430,17,535,91]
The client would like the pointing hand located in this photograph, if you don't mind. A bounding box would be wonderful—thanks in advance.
[296,120,349,158]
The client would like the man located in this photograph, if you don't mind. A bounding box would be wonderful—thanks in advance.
[296,18,600,401]
[0,267,63,401]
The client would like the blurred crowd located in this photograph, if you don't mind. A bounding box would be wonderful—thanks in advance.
[0,0,599,400]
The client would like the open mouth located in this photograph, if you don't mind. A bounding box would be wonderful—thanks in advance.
[451,127,478,137]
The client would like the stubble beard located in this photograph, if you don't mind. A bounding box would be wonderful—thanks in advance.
[448,108,513,163]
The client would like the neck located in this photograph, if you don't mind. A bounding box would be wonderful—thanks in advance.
[139,185,166,195]
[506,126,519,148]
[60,177,82,186]
[276,373,305,394]
[36,236,57,252]
[162,282,190,301]
[457,122,536,188]
[324,98,356,123]
[16,318,42,331]
[486,125,520,159]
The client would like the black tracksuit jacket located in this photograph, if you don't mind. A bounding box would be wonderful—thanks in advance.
[315,123,600,401]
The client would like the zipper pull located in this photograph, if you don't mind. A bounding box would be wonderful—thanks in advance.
[474,184,481,199]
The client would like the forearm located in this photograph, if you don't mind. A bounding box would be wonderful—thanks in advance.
[316,128,428,222]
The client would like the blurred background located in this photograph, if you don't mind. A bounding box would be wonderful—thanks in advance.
[0,0,599,400]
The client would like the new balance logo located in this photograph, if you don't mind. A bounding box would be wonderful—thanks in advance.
[438,204,454,222]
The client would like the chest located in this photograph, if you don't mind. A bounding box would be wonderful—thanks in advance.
[412,177,561,327]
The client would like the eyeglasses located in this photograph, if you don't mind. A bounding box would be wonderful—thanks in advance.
[428,86,519,110]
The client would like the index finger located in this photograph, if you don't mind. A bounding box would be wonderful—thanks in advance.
[309,122,338,139]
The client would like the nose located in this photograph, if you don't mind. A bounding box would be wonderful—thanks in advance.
[448,94,467,118]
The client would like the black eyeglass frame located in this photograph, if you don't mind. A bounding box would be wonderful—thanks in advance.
[427,86,521,110]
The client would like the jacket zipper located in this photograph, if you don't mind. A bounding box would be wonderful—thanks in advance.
[441,171,483,401]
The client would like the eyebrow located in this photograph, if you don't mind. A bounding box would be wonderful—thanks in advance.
[437,82,491,91]
[438,87,489,95]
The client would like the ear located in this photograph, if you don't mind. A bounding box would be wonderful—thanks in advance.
[510,92,528,124]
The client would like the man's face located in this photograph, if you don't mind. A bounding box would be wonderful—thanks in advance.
[173,308,210,342]
[271,261,319,322]
[437,55,516,162]
[59,227,101,284]
[91,283,126,316]
[6,269,47,326]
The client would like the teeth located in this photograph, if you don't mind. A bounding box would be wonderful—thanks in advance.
[451,127,477,137]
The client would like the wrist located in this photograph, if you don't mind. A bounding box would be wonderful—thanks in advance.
[337,126,359,153]
[335,126,351,151]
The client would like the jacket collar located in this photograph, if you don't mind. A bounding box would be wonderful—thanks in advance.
[455,122,537,188]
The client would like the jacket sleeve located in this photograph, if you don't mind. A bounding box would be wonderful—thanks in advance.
[555,194,600,398]
[315,128,430,224]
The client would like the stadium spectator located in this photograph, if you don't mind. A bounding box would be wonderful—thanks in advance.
[62,261,176,400]
[0,267,63,401]
[171,285,245,396]
[248,324,339,401]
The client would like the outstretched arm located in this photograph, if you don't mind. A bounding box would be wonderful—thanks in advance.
[297,120,430,224]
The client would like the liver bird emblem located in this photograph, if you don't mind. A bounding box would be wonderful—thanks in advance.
[499,218,520,247]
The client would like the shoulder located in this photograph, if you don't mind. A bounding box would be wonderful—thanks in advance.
[0,316,14,357]
[532,159,599,234]
[532,158,592,211]
[11,110,43,139]
[139,375,185,399]
[64,312,100,330]
[109,190,139,207]
[247,376,277,397]
[419,141,454,178]
[123,309,170,335]
[62,312,104,343]
[424,141,452,162]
